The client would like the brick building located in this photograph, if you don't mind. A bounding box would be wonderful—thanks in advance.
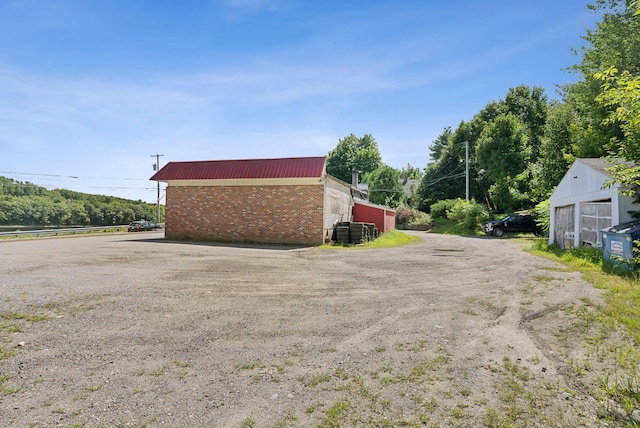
[150,156,354,245]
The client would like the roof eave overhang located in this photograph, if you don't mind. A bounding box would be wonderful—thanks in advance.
[159,177,325,187]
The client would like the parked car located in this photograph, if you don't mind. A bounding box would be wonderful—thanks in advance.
[127,220,154,232]
[484,213,543,237]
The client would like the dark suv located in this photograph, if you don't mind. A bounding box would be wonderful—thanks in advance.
[127,220,154,232]
[484,213,542,237]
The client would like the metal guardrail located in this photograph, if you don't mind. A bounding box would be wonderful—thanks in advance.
[0,226,126,238]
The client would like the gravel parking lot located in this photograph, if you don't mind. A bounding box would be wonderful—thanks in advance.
[0,231,603,427]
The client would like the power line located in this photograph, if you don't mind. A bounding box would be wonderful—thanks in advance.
[421,172,466,187]
[0,181,160,192]
[0,171,79,179]
[0,169,164,195]
[0,170,150,182]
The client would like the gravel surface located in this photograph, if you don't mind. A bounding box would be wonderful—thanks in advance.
[0,231,604,427]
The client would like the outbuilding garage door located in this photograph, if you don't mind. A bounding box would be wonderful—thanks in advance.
[580,201,611,247]
[555,205,574,249]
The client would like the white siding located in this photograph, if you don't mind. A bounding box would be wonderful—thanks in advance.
[550,160,613,207]
[323,176,353,238]
[549,159,638,247]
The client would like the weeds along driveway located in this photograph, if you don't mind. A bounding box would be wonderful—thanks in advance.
[0,231,602,427]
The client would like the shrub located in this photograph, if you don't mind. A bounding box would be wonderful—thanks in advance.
[430,198,461,218]
[446,199,490,231]
[396,205,432,230]
[396,208,415,226]
[407,212,433,230]
[533,199,550,233]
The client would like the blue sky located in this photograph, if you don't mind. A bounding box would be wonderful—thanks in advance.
[0,0,600,203]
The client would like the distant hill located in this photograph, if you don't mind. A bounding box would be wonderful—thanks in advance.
[0,176,161,226]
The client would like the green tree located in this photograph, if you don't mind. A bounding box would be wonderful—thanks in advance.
[419,85,549,212]
[399,163,422,180]
[595,67,640,199]
[0,176,159,226]
[428,127,453,162]
[476,114,530,211]
[67,200,91,225]
[446,199,490,232]
[565,1,640,209]
[528,102,576,201]
[596,68,640,153]
[326,134,382,184]
[418,127,467,212]
[562,0,640,157]
[503,85,548,157]
[362,165,404,207]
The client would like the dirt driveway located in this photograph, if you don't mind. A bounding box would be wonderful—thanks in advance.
[0,231,602,427]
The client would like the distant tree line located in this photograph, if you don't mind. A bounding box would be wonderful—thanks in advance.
[0,177,161,226]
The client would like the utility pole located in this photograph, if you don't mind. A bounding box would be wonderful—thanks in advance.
[465,141,469,201]
[151,154,164,224]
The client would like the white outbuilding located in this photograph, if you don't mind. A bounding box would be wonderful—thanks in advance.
[549,158,638,249]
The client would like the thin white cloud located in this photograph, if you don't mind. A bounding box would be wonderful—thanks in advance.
[0,64,206,144]
[0,1,596,203]
[161,61,396,105]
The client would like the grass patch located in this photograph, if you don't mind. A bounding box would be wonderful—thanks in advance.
[531,274,554,285]
[0,312,50,322]
[317,400,350,428]
[274,412,298,428]
[362,230,421,248]
[0,311,50,335]
[300,373,332,387]
[322,230,420,249]
[0,310,51,363]
[240,416,256,428]
[528,241,640,338]
[0,373,19,395]
[0,347,16,362]
[482,356,557,427]
[528,240,640,421]
[428,217,486,236]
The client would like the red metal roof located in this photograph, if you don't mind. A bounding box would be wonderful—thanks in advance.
[150,156,326,181]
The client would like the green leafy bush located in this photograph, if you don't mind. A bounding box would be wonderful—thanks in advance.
[407,212,432,230]
[533,199,550,233]
[396,205,432,230]
[430,198,461,218]
[446,199,490,231]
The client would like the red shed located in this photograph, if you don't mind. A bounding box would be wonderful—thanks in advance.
[353,200,396,233]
